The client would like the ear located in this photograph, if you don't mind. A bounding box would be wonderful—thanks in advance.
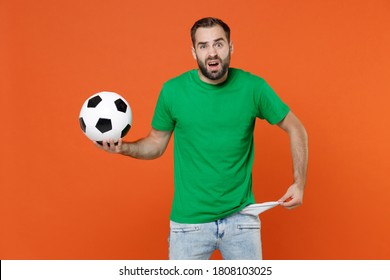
[191,47,197,60]
[229,41,234,55]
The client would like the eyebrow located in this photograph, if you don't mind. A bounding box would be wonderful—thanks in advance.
[197,37,226,47]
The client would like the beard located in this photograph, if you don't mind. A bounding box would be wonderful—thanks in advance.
[197,54,230,81]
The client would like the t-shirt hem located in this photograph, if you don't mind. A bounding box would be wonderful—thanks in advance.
[170,202,254,224]
[151,123,174,131]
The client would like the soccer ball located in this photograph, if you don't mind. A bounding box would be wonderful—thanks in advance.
[79,91,132,145]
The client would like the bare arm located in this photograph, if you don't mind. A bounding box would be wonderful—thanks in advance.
[277,111,308,209]
[96,128,173,160]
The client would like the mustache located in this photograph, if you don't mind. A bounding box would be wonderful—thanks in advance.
[206,55,222,63]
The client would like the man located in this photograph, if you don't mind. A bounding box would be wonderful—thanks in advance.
[97,17,308,260]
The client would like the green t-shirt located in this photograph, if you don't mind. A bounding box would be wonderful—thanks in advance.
[152,68,290,223]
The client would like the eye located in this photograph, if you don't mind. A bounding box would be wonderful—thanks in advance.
[215,42,223,48]
[198,44,207,50]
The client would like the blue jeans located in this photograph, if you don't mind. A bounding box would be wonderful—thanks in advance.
[168,212,262,260]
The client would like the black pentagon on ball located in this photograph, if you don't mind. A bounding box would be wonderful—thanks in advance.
[114,98,127,113]
[121,124,131,138]
[79,117,86,133]
[96,118,112,133]
[87,95,102,108]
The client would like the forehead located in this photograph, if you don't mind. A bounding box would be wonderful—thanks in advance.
[194,25,228,44]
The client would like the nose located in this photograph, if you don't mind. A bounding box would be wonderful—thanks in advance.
[208,45,217,57]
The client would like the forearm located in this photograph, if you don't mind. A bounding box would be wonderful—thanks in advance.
[277,111,309,188]
[289,125,308,187]
[97,128,172,159]
[120,137,166,160]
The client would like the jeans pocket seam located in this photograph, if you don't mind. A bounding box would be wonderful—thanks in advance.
[171,226,200,233]
[237,224,260,230]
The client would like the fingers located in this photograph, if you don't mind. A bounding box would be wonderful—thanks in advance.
[278,193,290,204]
[94,139,122,154]
[278,185,304,210]
[278,189,293,205]
[279,197,302,210]
[115,139,123,153]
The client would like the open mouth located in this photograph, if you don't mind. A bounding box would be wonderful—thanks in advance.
[207,60,220,71]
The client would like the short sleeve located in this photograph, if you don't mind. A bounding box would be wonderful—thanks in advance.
[151,86,175,131]
[256,79,290,125]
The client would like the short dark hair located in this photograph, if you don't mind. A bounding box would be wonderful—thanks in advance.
[190,17,231,46]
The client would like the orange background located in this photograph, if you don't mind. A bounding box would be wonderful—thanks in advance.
[1,0,389,259]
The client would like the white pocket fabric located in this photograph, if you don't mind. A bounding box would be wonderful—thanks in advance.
[240,201,280,216]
